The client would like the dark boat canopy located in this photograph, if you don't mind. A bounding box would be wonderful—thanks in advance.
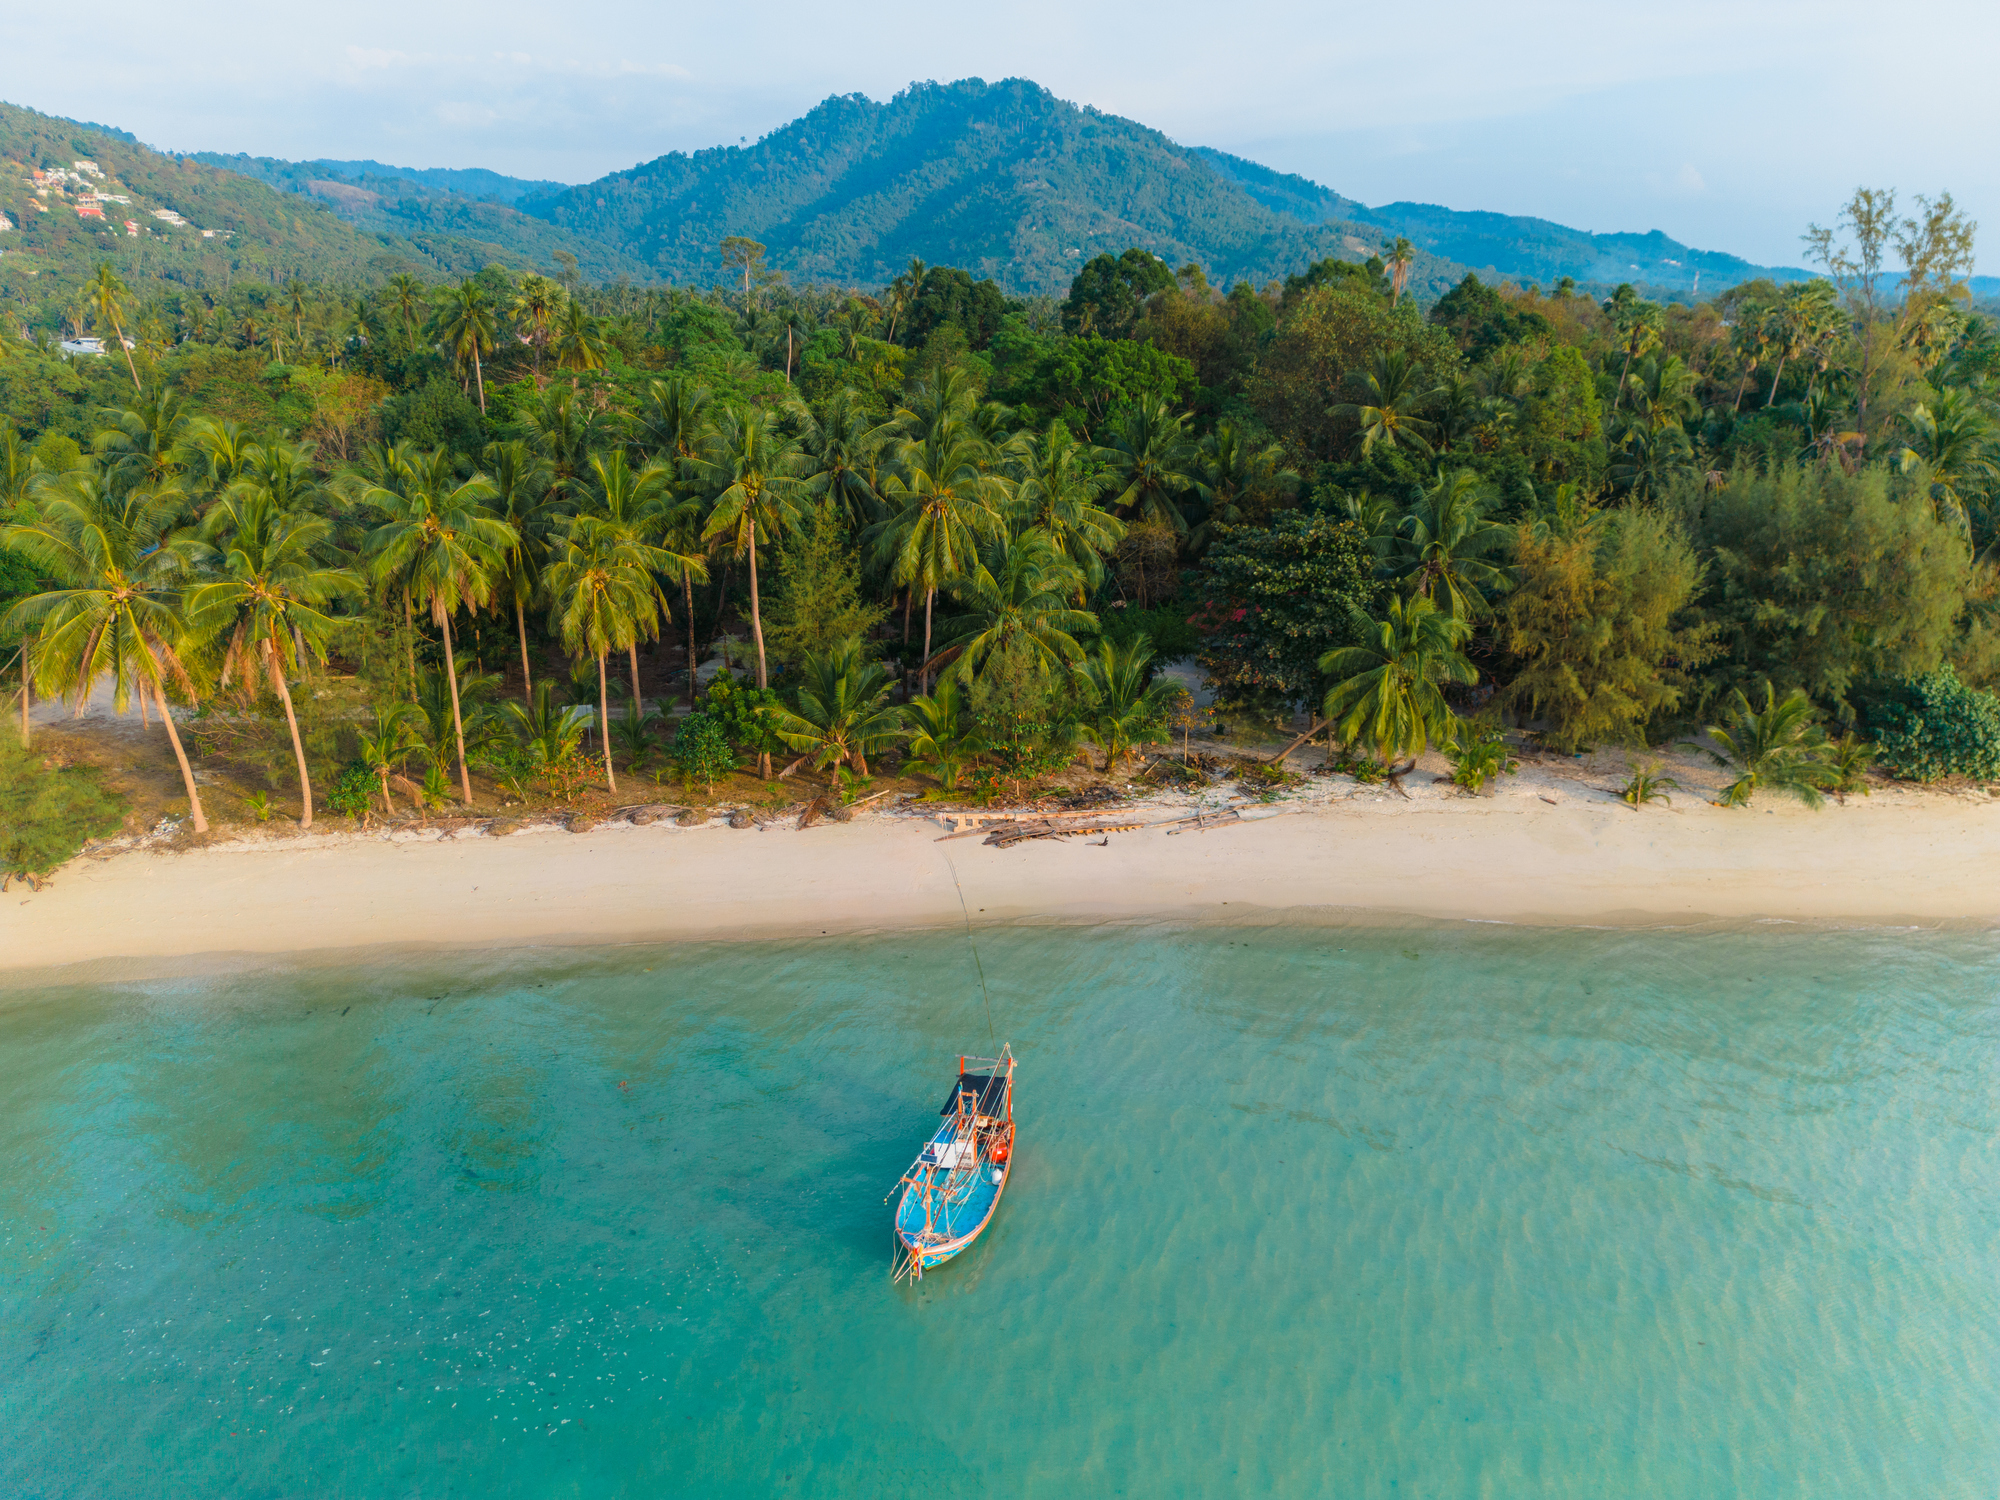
[940,1072,1008,1117]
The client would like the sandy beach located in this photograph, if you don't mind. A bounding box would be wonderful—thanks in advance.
[8,751,2000,982]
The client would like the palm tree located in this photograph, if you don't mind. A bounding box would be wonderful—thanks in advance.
[1191,420,1298,551]
[873,425,1009,693]
[483,440,557,691]
[509,274,565,378]
[1700,682,1833,808]
[794,387,895,525]
[1333,349,1441,458]
[1386,470,1510,619]
[356,702,421,817]
[1897,388,1997,530]
[900,676,984,789]
[1104,399,1204,533]
[630,375,713,465]
[87,263,143,389]
[520,382,611,506]
[363,452,512,803]
[284,278,309,347]
[387,274,425,347]
[186,483,362,828]
[942,532,1096,682]
[766,636,902,778]
[1074,633,1178,768]
[1320,595,1476,762]
[1383,237,1415,306]
[1609,297,1664,411]
[2,466,210,830]
[584,448,702,700]
[502,680,594,774]
[1619,354,1701,436]
[693,404,806,697]
[1006,420,1124,588]
[96,388,190,496]
[551,300,610,386]
[433,279,498,413]
[543,515,659,793]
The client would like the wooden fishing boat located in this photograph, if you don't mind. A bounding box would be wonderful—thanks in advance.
[892,1046,1016,1281]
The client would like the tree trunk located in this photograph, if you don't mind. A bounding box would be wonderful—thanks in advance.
[472,345,486,413]
[439,610,473,804]
[515,599,533,694]
[746,523,769,690]
[1766,355,1789,407]
[403,590,417,699]
[379,768,395,817]
[1614,345,1636,410]
[265,641,314,828]
[684,571,698,707]
[113,317,140,390]
[152,679,208,833]
[921,589,935,696]
[597,652,616,792]
[1731,368,1753,413]
[17,638,29,748]
[628,642,642,705]
[902,588,912,642]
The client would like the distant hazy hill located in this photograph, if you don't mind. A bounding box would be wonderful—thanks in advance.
[1191,148,1810,293]
[519,79,1464,297]
[192,151,645,282]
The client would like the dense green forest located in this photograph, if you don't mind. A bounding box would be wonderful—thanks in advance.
[4,178,1998,871]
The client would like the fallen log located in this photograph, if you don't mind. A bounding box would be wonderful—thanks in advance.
[1267,718,1331,765]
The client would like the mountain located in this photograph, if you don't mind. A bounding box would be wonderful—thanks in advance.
[520,79,1465,298]
[1192,148,1811,294]
[191,150,647,282]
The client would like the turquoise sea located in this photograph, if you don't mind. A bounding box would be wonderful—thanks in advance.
[3,919,1997,1497]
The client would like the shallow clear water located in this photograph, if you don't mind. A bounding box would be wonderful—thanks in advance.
[4,920,1997,1497]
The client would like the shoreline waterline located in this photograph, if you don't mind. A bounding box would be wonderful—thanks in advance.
[6,794,1999,984]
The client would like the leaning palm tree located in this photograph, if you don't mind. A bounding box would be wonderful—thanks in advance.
[942,532,1097,683]
[356,702,421,817]
[1386,470,1511,619]
[1700,681,1833,808]
[766,636,902,778]
[86,262,143,389]
[543,515,659,793]
[186,485,362,828]
[363,451,512,803]
[432,279,498,413]
[1074,633,1179,768]
[692,404,806,696]
[2,466,210,830]
[1320,595,1476,763]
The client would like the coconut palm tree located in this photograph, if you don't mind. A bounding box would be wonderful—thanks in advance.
[1006,420,1124,588]
[583,448,703,700]
[692,404,807,696]
[765,636,902,778]
[900,676,984,789]
[873,426,1009,693]
[520,382,612,508]
[86,263,143,389]
[509,274,565,378]
[1383,236,1415,306]
[1104,399,1204,533]
[432,279,498,413]
[2,466,210,830]
[630,375,713,465]
[1700,681,1834,808]
[95,388,190,499]
[1319,595,1476,762]
[1333,349,1441,458]
[501,680,594,772]
[186,482,362,828]
[551,299,610,386]
[544,515,659,792]
[363,452,512,804]
[1190,421,1297,552]
[483,440,557,692]
[1609,296,1664,411]
[1385,470,1511,619]
[387,274,425,347]
[356,702,421,817]
[1897,388,1997,531]
[1074,633,1178,768]
[794,387,895,525]
[942,532,1096,683]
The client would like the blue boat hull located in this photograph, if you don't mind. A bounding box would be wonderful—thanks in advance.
[895,1121,1011,1270]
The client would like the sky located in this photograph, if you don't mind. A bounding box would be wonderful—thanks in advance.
[6,0,1996,270]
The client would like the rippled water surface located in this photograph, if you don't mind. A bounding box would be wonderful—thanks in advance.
[4,921,1997,1497]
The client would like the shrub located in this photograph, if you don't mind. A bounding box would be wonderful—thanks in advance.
[0,741,126,879]
[1871,666,2000,783]
[671,711,738,794]
[324,760,377,821]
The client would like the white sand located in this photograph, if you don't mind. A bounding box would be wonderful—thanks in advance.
[7,757,2000,982]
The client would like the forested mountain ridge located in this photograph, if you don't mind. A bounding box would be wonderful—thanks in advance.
[1190,148,1811,294]
[197,154,560,206]
[518,79,1468,297]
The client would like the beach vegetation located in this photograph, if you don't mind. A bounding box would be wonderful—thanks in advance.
[1444,722,1520,793]
[766,636,901,778]
[0,739,126,883]
[670,710,737,795]
[1617,759,1681,808]
[1869,665,2000,782]
[1320,595,1476,763]
[1699,681,1836,808]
